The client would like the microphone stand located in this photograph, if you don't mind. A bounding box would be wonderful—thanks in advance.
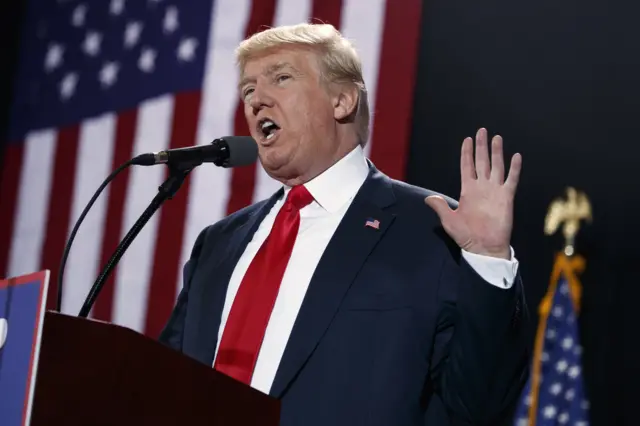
[78,163,193,318]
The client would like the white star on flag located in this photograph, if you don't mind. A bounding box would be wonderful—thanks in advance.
[83,31,102,56]
[177,38,198,62]
[139,48,157,73]
[543,405,557,419]
[45,43,64,72]
[556,359,568,373]
[561,336,574,350]
[60,72,79,100]
[568,365,580,379]
[565,388,576,401]
[550,382,563,395]
[124,21,143,49]
[553,305,564,318]
[72,4,88,27]
[558,412,569,424]
[99,61,120,88]
[164,6,179,34]
[110,0,125,16]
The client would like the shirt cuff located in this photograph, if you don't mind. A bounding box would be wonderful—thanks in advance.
[461,246,519,289]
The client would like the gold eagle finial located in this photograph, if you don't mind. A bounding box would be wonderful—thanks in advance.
[544,187,592,256]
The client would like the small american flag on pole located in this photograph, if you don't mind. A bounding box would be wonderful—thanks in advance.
[365,218,380,230]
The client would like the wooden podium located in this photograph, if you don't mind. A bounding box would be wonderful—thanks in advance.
[29,311,280,425]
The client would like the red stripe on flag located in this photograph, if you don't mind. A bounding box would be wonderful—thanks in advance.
[39,125,81,310]
[144,91,202,338]
[368,0,423,181]
[0,143,25,277]
[311,0,343,28]
[226,0,278,215]
[91,109,138,322]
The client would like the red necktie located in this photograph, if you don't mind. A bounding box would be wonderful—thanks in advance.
[214,185,314,384]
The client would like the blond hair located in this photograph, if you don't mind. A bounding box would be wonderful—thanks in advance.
[235,23,370,145]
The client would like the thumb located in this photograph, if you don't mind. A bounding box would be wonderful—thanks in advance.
[424,195,453,223]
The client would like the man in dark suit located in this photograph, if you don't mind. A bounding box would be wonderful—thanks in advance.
[160,23,529,425]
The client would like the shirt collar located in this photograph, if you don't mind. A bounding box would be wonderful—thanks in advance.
[283,145,369,213]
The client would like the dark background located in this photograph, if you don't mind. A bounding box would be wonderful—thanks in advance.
[408,0,640,424]
[2,1,638,424]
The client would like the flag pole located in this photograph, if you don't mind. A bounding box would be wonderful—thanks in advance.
[525,186,592,425]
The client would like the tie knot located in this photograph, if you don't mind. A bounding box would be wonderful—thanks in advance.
[286,185,314,210]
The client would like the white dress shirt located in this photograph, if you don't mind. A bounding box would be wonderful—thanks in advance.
[213,145,519,394]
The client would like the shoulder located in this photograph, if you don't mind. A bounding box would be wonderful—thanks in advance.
[374,172,461,258]
[209,200,267,234]
[388,177,459,210]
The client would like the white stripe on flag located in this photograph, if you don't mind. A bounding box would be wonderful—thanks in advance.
[341,0,387,156]
[274,0,312,27]
[7,129,57,278]
[252,0,314,204]
[177,0,252,298]
[61,113,116,315]
[112,95,174,332]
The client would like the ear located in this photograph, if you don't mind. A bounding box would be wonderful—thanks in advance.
[332,84,359,122]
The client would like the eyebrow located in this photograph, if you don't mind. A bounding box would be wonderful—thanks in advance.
[238,62,300,91]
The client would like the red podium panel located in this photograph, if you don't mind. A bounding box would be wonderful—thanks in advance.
[29,311,280,425]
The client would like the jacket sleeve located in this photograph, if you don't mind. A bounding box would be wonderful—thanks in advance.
[429,241,531,425]
[157,226,210,351]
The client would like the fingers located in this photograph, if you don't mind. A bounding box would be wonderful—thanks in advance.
[460,137,476,182]
[505,153,523,193]
[490,135,505,184]
[475,128,490,179]
[463,128,521,190]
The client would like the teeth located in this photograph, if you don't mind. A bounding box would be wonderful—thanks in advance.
[259,119,279,141]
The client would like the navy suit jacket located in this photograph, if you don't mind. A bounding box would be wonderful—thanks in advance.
[159,163,530,426]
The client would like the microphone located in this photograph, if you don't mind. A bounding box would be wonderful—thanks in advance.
[57,135,258,316]
[131,136,258,168]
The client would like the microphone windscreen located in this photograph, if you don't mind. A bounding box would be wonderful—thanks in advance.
[220,136,258,167]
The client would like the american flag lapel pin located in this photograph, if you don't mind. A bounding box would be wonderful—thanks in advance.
[365,218,380,230]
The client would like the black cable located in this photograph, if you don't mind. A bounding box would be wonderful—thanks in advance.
[56,159,135,313]
[77,167,190,318]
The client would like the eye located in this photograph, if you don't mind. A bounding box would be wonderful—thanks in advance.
[242,87,254,101]
[276,74,291,84]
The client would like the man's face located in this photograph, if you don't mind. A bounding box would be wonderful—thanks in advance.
[240,47,341,185]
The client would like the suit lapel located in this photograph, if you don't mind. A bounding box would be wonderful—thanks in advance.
[270,168,396,397]
[190,189,283,365]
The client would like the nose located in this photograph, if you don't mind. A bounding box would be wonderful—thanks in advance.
[249,85,274,113]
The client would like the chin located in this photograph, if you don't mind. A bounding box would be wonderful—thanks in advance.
[263,160,299,183]
[262,160,289,177]
[260,146,288,167]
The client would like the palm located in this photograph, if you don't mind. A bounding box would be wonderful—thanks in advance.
[425,128,522,259]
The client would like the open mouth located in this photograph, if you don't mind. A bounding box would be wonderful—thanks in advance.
[258,118,281,142]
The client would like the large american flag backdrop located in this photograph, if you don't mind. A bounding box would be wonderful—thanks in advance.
[0,0,422,338]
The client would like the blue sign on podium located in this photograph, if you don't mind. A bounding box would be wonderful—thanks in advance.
[0,271,50,426]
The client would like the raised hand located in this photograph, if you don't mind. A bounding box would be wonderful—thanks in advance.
[425,128,522,260]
